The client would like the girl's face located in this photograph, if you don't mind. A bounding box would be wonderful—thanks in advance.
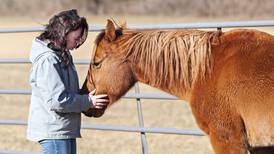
[66,27,82,50]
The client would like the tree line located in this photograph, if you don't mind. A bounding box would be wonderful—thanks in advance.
[0,0,273,19]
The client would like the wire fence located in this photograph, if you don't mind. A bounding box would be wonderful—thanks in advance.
[1,19,274,154]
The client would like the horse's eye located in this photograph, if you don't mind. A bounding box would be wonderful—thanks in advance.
[91,57,106,69]
[92,62,102,69]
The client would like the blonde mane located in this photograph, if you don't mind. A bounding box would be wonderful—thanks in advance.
[120,29,217,90]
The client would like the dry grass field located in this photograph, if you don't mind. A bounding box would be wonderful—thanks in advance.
[0,15,274,154]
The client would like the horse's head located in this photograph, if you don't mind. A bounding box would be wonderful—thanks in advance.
[83,19,136,109]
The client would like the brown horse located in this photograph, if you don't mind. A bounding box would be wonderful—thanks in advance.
[81,20,274,154]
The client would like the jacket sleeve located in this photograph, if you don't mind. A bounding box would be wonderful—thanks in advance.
[35,55,92,113]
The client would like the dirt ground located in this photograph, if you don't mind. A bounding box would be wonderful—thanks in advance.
[0,16,273,154]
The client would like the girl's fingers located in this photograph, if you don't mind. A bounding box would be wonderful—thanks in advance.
[96,103,108,106]
[94,104,107,109]
[94,94,108,98]
[96,99,109,103]
[95,106,104,109]
[93,99,109,109]
[89,89,96,95]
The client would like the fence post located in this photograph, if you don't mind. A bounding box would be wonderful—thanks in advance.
[135,83,148,154]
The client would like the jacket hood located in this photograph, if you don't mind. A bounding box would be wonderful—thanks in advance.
[29,38,56,63]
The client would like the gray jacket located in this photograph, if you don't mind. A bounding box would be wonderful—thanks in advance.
[27,38,91,141]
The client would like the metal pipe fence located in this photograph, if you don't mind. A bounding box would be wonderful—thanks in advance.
[1,20,274,154]
[0,119,204,136]
[1,20,274,33]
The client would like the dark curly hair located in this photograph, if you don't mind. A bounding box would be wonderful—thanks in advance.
[37,9,88,67]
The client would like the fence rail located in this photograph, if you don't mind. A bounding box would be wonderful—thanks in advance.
[1,20,274,33]
[0,88,178,100]
[0,58,90,65]
[1,20,274,154]
[0,119,204,136]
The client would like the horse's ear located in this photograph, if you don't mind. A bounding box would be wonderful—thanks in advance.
[105,19,116,42]
[120,21,127,29]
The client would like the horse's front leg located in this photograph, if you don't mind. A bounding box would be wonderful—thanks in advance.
[190,99,249,154]
[208,125,248,154]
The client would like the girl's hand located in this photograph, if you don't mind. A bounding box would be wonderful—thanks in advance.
[89,89,109,109]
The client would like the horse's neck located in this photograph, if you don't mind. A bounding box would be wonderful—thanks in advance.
[132,64,191,101]
[125,30,214,101]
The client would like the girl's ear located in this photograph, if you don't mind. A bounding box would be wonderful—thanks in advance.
[105,19,116,42]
